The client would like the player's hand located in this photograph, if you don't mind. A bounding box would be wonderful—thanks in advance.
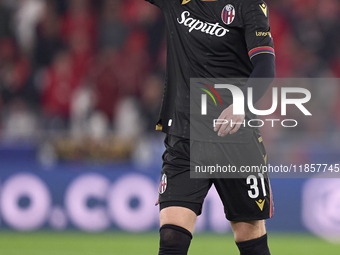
[214,104,245,137]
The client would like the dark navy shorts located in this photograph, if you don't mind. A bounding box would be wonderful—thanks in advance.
[157,133,274,221]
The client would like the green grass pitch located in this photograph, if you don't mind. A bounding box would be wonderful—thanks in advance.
[0,232,339,255]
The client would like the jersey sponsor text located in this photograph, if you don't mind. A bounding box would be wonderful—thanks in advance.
[177,11,229,37]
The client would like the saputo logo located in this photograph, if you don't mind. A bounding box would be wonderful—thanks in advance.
[199,84,312,128]
[177,11,229,37]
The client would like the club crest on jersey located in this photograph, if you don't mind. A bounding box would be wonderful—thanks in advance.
[159,174,167,194]
[221,4,235,25]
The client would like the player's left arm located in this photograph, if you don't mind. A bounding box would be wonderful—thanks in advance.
[215,0,275,137]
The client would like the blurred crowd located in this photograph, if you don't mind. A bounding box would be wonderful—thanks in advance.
[0,0,165,143]
[0,0,340,146]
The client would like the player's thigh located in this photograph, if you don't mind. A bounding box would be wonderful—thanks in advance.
[160,206,197,234]
[213,131,273,221]
[158,134,211,233]
[158,135,211,207]
[230,220,266,242]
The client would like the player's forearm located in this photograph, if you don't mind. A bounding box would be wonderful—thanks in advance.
[242,53,276,108]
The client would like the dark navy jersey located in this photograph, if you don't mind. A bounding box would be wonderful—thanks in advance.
[145,0,275,139]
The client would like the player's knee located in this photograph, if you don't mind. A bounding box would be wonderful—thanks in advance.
[159,224,192,255]
[236,234,270,255]
[231,220,266,242]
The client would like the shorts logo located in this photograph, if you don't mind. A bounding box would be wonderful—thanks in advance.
[159,174,167,194]
[221,4,235,25]
[256,199,265,211]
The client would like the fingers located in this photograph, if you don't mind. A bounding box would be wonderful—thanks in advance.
[214,104,245,136]
[214,122,222,132]
[229,123,242,134]
[217,121,230,137]
[215,117,244,136]
[214,111,228,132]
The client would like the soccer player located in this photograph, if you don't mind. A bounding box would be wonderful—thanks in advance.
[145,0,276,254]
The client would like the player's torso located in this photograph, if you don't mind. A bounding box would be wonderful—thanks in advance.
[163,0,252,78]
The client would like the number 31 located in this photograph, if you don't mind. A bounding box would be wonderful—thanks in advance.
[247,173,266,199]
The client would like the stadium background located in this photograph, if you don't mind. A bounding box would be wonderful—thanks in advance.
[0,0,340,254]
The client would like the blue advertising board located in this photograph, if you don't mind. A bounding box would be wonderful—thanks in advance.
[0,146,340,243]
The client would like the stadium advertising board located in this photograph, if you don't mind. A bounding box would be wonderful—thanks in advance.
[0,164,340,242]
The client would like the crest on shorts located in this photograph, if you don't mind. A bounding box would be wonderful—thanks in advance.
[221,4,236,25]
[159,174,167,194]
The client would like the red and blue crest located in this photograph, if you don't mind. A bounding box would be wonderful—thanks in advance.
[221,4,235,25]
[158,174,167,194]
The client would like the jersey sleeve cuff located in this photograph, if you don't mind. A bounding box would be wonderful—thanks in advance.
[248,46,275,59]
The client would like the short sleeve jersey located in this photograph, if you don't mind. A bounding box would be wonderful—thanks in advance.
[146,0,275,138]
